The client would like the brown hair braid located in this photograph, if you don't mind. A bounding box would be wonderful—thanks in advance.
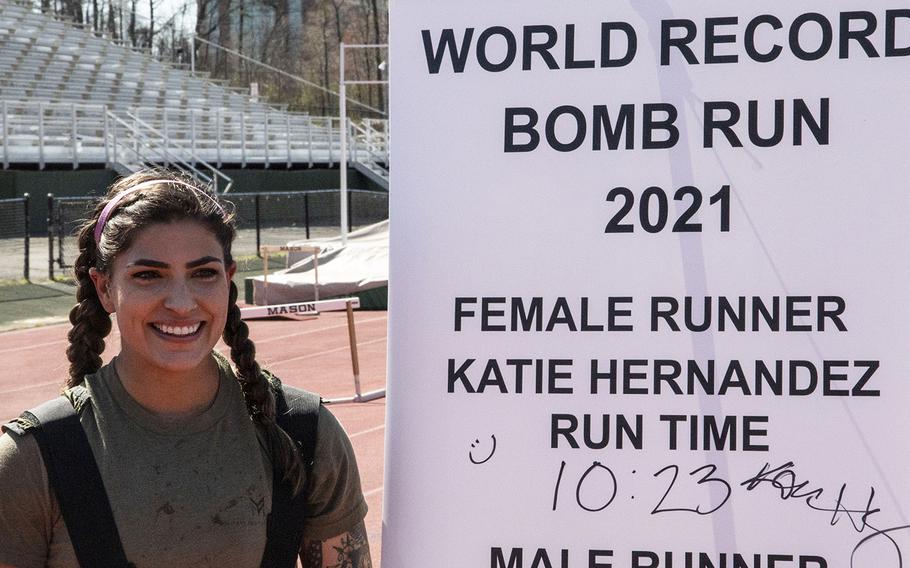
[66,216,112,387]
[67,169,303,491]
[223,281,303,492]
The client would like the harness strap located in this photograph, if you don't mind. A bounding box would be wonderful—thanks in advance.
[22,396,133,568]
[261,385,322,568]
[277,385,322,471]
[5,382,319,568]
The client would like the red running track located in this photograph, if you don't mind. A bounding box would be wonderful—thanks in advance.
[0,311,388,566]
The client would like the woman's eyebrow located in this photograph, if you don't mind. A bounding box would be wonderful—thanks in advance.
[129,259,168,268]
[127,257,223,269]
[186,256,224,268]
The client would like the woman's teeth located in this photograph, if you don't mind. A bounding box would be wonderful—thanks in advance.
[153,323,201,336]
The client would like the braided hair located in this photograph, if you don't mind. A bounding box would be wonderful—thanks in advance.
[67,169,303,491]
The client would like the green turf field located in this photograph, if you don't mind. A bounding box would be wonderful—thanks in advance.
[0,280,75,331]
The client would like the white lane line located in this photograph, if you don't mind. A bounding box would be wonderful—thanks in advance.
[267,337,387,366]
[350,424,385,439]
[0,321,69,336]
[363,486,384,498]
[0,338,67,355]
[253,316,387,345]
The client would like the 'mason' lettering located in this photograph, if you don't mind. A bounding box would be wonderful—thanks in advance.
[266,303,317,316]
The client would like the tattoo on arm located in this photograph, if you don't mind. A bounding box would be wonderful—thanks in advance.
[301,521,372,568]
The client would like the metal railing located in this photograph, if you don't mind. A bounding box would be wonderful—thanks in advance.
[106,110,232,192]
[350,118,389,185]
[0,100,389,173]
[128,106,347,169]
[0,100,107,169]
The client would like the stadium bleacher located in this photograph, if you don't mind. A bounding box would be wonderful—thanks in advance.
[0,0,389,189]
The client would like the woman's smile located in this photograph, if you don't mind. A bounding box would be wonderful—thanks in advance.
[150,321,204,338]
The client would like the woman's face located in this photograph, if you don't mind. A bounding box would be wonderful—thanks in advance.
[91,219,235,378]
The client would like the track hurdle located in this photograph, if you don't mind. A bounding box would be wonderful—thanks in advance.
[239,297,357,320]
[240,297,385,404]
[259,244,321,304]
[323,300,386,404]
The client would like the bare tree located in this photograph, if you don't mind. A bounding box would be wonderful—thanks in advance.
[147,0,154,46]
[107,0,117,37]
[117,0,123,40]
[60,0,83,23]
[216,0,232,75]
[319,2,333,114]
[128,0,136,45]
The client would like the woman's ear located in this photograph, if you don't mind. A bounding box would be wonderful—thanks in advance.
[226,261,237,281]
[89,267,116,313]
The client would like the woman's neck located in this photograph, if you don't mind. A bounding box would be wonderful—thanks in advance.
[113,353,221,418]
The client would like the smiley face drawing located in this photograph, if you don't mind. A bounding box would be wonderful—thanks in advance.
[469,434,497,465]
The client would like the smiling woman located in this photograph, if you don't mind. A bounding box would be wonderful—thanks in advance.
[0,171,371,568]
[91,221,235,409]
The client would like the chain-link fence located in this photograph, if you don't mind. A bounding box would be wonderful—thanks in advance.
[0,196,31,281]
[47,196,98,280]
[224,189,389,257]
[47,189,389,278]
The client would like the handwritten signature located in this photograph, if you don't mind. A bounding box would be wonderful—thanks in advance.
[741,461,907,567]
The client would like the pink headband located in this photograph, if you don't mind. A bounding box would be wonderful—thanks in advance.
[93,179,226,244]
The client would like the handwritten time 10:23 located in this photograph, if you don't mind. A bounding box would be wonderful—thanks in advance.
[550,459,908,566]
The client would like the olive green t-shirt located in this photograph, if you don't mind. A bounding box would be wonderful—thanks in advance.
[0,358,367,568]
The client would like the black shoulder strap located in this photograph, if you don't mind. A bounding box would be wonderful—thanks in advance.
[15,395,133,568]
[275,384,322,470]
[261,383,322,568]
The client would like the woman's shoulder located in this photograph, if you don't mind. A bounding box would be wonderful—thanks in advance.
[0,386,93,491]
[314,402,353,449]
[0,422,57,567]
[0,423,50,509]
[0,425,44,474]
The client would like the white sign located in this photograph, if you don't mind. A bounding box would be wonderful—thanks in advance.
[385,2,910,567]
